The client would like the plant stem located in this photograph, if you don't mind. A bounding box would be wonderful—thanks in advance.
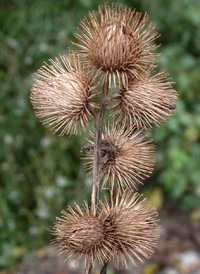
[91,74,109,216]
[100,262,109,274]
[84,258,93,274]
[85,74,109,274]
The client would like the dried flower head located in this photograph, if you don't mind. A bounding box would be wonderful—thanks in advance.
[52,191,160,269]
[30,53,99,136]
[98,190,160,268]
[74,3,160,86]
[52,201,107,265]
[109,70,178,129]
[82,125,156,190]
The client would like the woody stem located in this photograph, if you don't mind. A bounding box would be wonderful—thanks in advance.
[91,74,109,216]
[85,74,109,274]
[100,262,109,274]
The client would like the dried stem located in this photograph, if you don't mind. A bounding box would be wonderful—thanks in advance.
[84,258,93,274]
[100,262,109,274]
[81,143,117,155]
[91,74,109,216]
[85,74,109,274]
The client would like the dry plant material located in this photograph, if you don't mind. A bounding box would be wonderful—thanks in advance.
[99,190,160,269]
[30,53,99,136]
[30,2,177,273]
[52,191,160,268]
[52,201,106,265]
[83,126,156,190]
[109,70,178,129]
[74,3,160,86]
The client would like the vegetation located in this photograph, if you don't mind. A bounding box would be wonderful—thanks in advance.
[0,0,200,269]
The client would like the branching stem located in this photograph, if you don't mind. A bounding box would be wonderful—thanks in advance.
[84,259,93,274]
[91,74,109,216]
[85,74,109,274]
[100,262,109,274]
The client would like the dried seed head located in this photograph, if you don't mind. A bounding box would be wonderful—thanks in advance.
[52,191,160,269]
[98,190,160,268]
[52,201,106,265]
[74,3,160,86]
[30,53,99,136]
[83,125,156,190]
[109,70,178,129]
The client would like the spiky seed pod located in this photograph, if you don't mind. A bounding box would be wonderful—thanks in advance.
[74,3,160,86]
[83,125,156,190]
[52,201,109,265]
[98,190,160,269]
[109,70,178,130]
[52,191,160,269]
[30,53,100,136]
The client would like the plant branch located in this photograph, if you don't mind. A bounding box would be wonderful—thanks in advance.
[100,262,109,274]
[81,142,117,170]
[85,74,109,274]
[81,143,116,154]
[84,259,93,274]
[91,74,109,216]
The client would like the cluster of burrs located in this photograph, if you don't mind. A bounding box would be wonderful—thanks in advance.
[30,3,178,272]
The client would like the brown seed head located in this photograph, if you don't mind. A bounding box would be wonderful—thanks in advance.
[74,3,160,86]
[98,190,160,268]
[83,125,156,190]
[52,201,106,265]
[30,53,99,136]
[109,70,178,129]
[52,191,160,269]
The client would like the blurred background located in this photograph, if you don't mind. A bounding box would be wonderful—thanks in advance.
[0,0,200,273]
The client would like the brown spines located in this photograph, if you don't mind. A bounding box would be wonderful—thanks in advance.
[74,3,160,86]
[109,70,178,129]
[52,201,106,265]
[30,54,99,136]
[83,125,156,190]
[99,190,161,268]
[52,191,160,268]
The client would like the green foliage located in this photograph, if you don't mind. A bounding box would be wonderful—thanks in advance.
[145,0,200,210]
[0,0,200,269]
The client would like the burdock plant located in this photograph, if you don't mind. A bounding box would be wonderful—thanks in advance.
[30,3,178,273]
